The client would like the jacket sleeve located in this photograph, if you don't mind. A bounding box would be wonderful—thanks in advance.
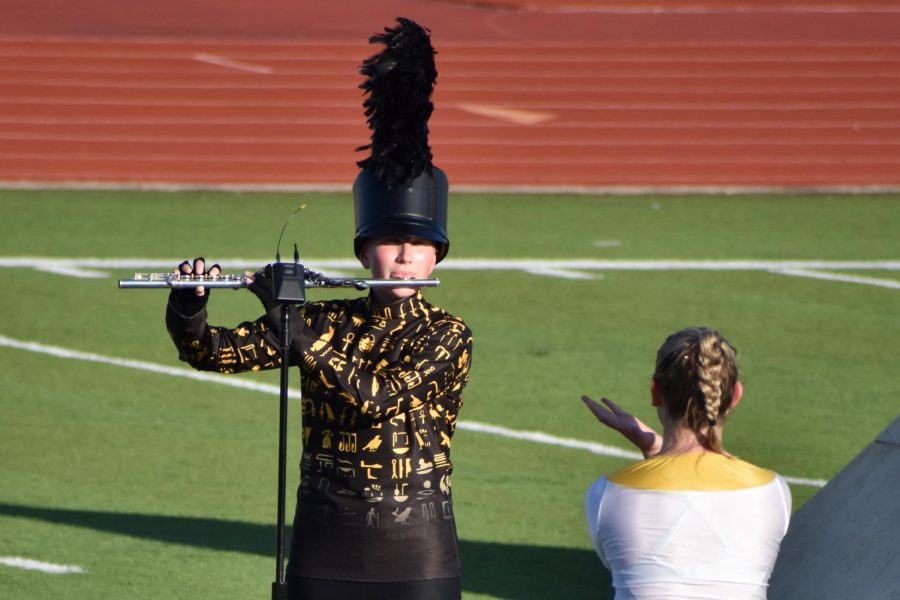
[298,316,473,423]
[165,293,286,374]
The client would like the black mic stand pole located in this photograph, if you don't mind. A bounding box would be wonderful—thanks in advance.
[271,301,293,600]
[271,248,307,600]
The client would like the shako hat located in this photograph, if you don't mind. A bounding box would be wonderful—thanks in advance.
[353,18,449,263]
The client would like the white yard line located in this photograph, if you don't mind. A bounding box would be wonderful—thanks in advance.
[458,421,642,460]
[770,268,900,289]
[0,556,85,574]
[1,257,899,288]
[0,334,298,397]
[0,334,826,488]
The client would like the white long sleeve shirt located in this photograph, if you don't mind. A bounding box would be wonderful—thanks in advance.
[585,452,791,600]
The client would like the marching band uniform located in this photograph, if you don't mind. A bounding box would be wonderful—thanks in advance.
[165,286,472,583]
[165,17,471,599]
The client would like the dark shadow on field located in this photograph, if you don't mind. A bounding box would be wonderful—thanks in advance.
[460,540,611,599]
[0,502,611,599]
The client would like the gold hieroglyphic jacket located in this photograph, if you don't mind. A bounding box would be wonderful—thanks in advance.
[166,290,473,581]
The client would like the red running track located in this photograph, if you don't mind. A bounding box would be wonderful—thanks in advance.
[1,0,899,191]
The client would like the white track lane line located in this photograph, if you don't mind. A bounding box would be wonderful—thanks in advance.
[4,34,900,48]
[192,53,273,74]
[6,96,900,110]
[3,132,898,148]
[4,180,900,194]
[7,45,900,62]
[0,334,825,488]
[3,117,899,130]
[4,151,900,168]
[539,6,900,16]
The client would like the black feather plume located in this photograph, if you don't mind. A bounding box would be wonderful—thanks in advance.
[356,17,437,187]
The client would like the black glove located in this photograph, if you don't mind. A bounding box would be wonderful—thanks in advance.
[168,257,217,316]
[249,264,315,352]
[247,264,279,313]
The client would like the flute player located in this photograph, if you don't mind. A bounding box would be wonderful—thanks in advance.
[164,19,473,600]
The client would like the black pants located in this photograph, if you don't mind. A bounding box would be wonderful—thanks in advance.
[286,574,461,600]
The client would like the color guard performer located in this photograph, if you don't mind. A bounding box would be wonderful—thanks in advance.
[582,327,790,600]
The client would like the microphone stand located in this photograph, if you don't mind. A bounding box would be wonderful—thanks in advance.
[272,301,292,600]
[270,250,306,600]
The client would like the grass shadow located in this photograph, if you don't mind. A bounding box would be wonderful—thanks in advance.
[460,539,610,599]
[0,501,610,599]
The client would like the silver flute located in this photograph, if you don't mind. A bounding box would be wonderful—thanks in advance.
[118,271,439,290]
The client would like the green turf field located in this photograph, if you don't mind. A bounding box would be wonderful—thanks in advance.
[1,189,898,599]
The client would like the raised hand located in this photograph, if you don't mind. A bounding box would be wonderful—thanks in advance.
[581,395,662,458]
[245,264,278,313]
[174,257,220,298]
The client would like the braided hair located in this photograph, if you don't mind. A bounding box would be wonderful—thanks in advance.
[652,327,739,453]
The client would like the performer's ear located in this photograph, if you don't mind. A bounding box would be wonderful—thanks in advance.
[650,379,662,407]
[358,241,371,269]
[730,380,744,410]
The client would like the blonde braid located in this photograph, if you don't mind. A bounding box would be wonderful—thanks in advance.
[695,334,724,451]
[654,327,738,454]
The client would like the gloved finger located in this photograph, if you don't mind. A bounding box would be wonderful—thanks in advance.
[249,265,273,286]
[248,265,277,311]
[249,269,273,292]
[192,257,207,297]
[193,257,206,276]
[178,260,192,275]
[208,263,221,277]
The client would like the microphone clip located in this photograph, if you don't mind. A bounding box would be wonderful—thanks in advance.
[272,243,306,303]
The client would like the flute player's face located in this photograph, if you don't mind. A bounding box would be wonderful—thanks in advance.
[359,236,438,304]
